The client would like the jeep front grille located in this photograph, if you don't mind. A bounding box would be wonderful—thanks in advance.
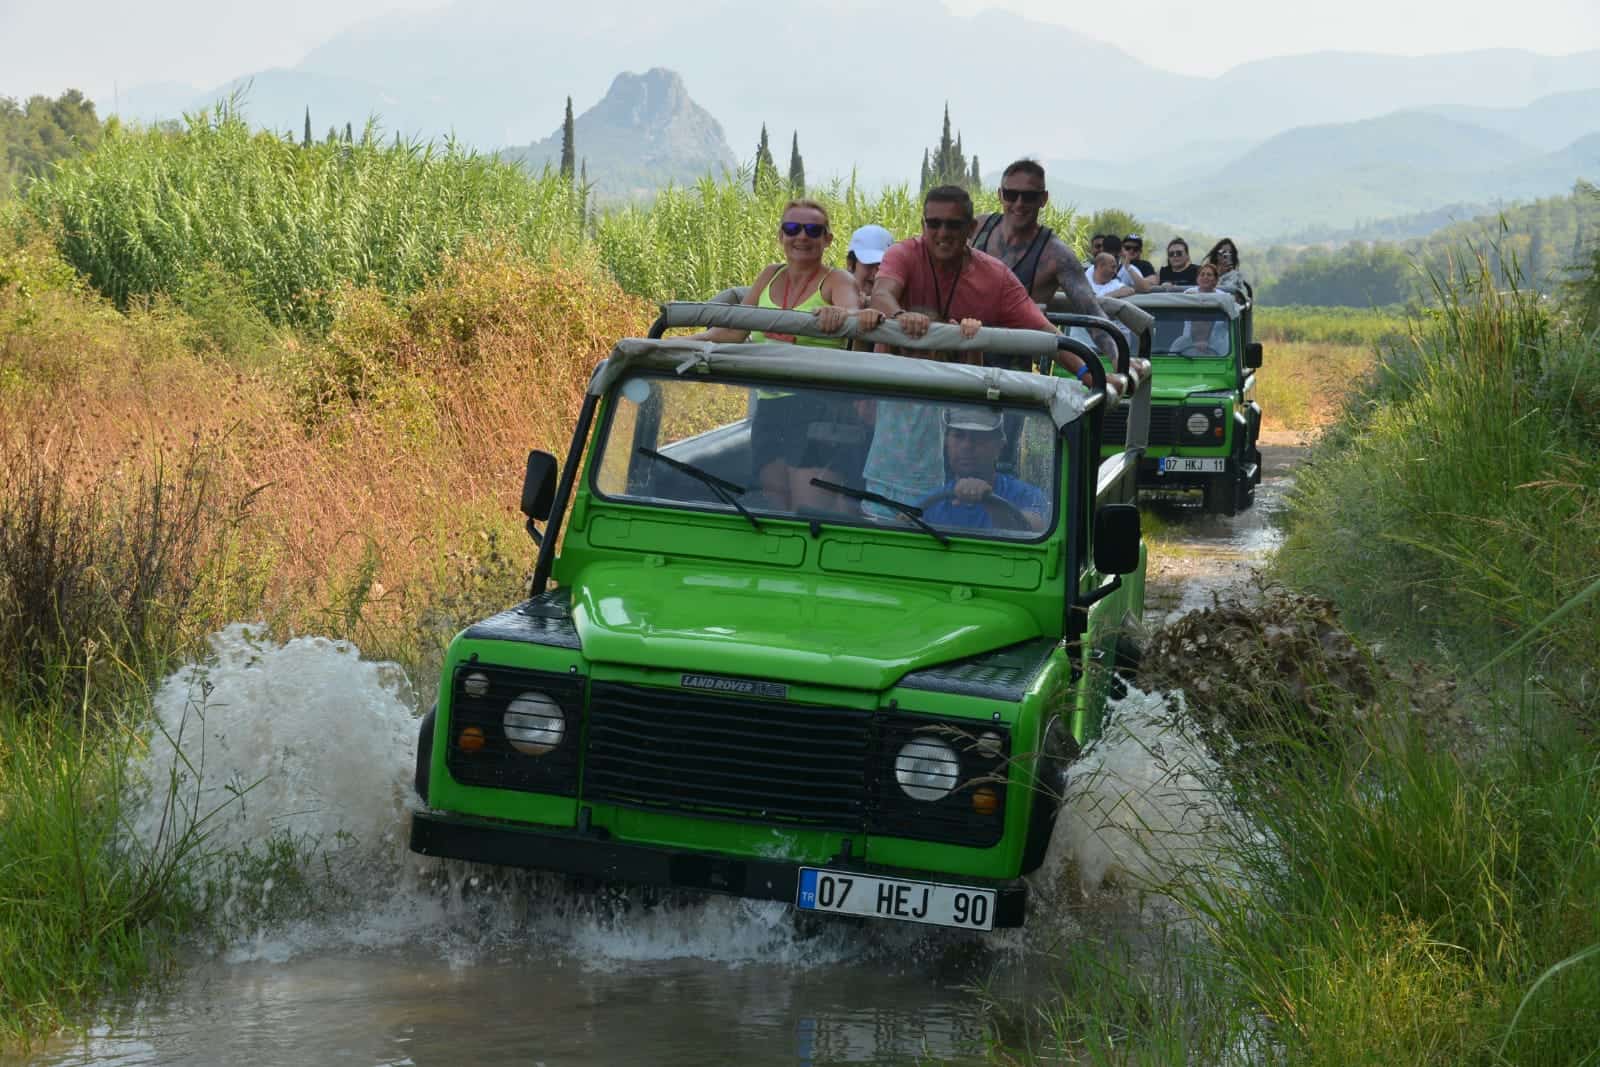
[584,681,873,830]
[1102,403,1178,446]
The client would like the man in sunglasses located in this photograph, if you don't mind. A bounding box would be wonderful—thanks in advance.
[964,160,1113,361]
[868,184,1093,376]
[1121,235,1155,279]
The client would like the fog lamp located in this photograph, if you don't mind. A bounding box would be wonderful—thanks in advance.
[463,671,490,698]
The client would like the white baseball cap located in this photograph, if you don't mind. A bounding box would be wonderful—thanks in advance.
[847,224,894,265]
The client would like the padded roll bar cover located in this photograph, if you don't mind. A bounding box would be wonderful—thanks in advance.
[1042,291,1155,335]
[655,301,1061,358]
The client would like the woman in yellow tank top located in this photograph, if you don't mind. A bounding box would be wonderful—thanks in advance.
[685,200,885,510]
[687,199,882,346]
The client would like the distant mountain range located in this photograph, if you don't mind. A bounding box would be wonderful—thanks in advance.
[1038,97,1600,240]
[504,69,736,199]
[108,0,1600,240]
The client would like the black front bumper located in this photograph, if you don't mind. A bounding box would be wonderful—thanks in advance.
[409,811,1028,928]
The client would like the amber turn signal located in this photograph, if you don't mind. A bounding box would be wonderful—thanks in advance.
[457,725,486,752]
[971,786,999,816]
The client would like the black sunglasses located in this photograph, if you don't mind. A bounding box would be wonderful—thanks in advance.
[780,221,828,238]
[999,187,1044,204]
[923,216,971,231]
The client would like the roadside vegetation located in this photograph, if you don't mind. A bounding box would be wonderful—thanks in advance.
[4,106,1586,1054]
[1007,247,1600,1063]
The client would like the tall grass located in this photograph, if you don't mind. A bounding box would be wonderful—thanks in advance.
[27,105,589,329]
[1275,250,1599,690]
[595,177,1087,303]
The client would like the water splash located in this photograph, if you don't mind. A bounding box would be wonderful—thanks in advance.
[125,628,1253,968]
[1040,685,1253,917]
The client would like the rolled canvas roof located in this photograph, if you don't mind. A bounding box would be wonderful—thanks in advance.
[1126,291,1241,320]
[591,335,1095,431]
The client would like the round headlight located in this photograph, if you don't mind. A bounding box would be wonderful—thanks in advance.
[1186,412,1210,435]
[462,671,490,698]
[975,731,1005,757]
[894,738,960,801]
[504,692,565,755]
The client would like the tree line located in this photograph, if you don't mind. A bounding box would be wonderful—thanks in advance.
[1,90,102,192]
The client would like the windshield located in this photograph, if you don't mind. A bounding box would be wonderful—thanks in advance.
[1150,311,1233,357]
[593,374,1058,541]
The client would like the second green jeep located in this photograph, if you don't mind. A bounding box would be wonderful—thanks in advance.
[1098,291,1264,514]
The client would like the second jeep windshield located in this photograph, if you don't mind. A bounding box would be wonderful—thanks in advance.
[1151,312,1233,357]
[593,375,1058,541]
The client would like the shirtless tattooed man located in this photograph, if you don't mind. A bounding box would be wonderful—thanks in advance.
[969,159,1115,359]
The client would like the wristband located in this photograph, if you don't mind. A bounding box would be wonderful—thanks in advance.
[1075,364,1091,381]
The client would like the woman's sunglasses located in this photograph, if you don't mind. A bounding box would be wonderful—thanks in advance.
[780,221,828,238]
[999,187,1044,204]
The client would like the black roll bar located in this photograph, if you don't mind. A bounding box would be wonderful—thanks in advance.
[530,391,600,597]
[1043,313,1145,373]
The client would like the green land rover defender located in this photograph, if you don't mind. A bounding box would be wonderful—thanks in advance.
[1096,291,1263,515]
[408,302,1150,930]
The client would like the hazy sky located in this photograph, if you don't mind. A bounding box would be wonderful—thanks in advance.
[4,0,1600,103]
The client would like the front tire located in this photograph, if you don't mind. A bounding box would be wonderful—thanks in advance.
[414,705,436,802]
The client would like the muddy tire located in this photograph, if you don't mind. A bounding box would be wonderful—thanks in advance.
[1203,476,1237,516]
[1110,635,1142,700]
[414,705,436,802]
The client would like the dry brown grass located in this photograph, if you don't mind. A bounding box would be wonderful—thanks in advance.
[1,243,652,671]
[1257,340,1374,433]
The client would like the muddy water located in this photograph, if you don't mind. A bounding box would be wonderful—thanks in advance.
[10,450,1302,1067]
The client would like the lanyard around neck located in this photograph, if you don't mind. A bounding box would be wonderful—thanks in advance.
[924,241,964,323]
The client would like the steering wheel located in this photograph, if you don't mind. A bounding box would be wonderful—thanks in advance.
[916,488,1031,530]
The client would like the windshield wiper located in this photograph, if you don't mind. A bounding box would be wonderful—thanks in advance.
[809,478,950,546]
[635,448,762,531]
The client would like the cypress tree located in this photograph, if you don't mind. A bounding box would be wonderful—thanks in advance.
[754,124,777,193]
[936,104,956,182]
[303,107,312,148]
[788,131,805,194]
[969,155,981,189]
[344,121,353,144]
[920,149,931,194]
[560,96,576,183]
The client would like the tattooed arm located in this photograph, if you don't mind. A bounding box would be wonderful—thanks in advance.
[1043,237,1118,360]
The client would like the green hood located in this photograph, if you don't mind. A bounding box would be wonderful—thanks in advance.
[570,561,1040,691]
[1148,357,1236,402]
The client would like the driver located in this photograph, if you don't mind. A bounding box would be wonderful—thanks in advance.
[921,406,1048,532]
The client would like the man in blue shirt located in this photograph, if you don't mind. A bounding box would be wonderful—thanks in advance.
[921,406,1049,532]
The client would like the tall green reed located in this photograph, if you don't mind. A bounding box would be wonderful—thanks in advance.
[27,105,589,329]
[1276,245,1599,688]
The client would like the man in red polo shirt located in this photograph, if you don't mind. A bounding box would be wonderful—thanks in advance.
[869,185,1091,379]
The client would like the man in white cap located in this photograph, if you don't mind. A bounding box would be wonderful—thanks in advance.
[845,224,894,301]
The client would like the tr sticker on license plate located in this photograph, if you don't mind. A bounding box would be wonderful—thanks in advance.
[795,868,995,930]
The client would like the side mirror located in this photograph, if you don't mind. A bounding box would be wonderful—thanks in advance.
[1244,342,1263,369]
[1092,503,1142,576]
[521,450,558,522]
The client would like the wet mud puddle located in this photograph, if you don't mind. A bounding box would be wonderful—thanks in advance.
[8,448,1306,1067]
[1143,442,1307,622]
